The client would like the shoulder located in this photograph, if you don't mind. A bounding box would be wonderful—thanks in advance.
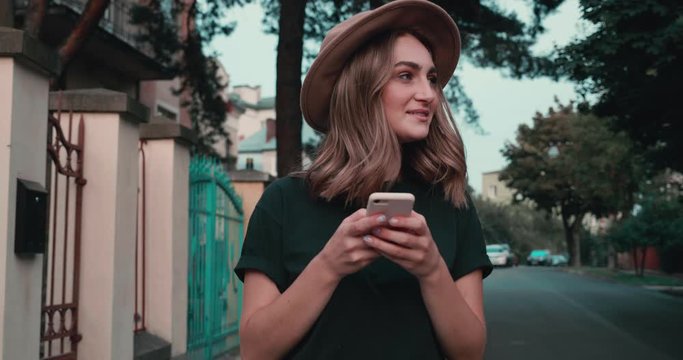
[264,175,308,198]
[257,175,310,210]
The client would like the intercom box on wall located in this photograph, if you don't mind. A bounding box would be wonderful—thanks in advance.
[14,179,48,255]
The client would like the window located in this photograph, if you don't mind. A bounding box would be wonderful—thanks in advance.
[156,104,178,120]
[488,185,497,198]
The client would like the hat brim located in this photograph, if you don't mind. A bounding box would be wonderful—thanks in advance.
[301,0,461,133]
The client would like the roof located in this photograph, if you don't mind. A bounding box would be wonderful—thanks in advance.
[229,169,275,182]
[229,93,275,111]
[238,122,321,153]
[239,126,276,153]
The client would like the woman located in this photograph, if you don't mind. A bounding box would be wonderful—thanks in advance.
[235,1,492,359]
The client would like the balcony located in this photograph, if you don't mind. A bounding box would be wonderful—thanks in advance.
[13,0,171,81]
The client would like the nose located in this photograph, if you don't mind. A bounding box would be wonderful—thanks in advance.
[414,79,436,103]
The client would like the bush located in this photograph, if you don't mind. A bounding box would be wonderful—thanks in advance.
[607,194,683,274]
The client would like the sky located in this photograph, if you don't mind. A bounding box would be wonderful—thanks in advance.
[211,0,590,194]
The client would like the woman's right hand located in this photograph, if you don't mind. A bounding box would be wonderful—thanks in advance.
[316,209,385,279]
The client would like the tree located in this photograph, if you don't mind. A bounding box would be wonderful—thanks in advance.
[131,0,250,154]
[554,0,683,172]
[274,0,307,176]
[17,0,245,155]
[608,193,683,276]
[500,101,642,266]
[260,0,568,177]
[473,196,566,259]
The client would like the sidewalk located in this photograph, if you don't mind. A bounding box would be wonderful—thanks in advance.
[215,354,240,360]
[563,267,683,297]
[171,349,240,360]
[215,349,240,360]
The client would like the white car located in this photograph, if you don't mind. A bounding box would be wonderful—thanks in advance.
[486,244,513,267]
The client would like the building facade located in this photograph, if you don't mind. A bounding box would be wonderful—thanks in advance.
[230,85,320,176]
[481,170,515,204]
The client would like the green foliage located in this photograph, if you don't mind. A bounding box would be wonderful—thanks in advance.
[579,229,609,267]
[606,170,683,273]
[554,0,683,171]
[607,194,683,273]
[500,101,643,265]
[130,0,250,155]
[473,196,565,258]
[501,102,642,217]
[617,177,683,251]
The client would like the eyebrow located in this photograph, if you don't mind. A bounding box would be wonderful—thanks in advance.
[394,61,437,74]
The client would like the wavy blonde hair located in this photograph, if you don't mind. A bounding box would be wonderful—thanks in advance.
[305,30,468,207]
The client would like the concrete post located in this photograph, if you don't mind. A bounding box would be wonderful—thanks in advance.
[229,170,275,229]
[139,118,196,356]
[48,89,148,360]
[0,27,59,360]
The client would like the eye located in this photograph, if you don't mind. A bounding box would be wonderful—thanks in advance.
[428,74,438,85]
[398,72,413,81]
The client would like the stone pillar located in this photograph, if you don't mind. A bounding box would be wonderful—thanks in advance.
[139,117,196,356]
[0,27,59,360]
[229,170,275,230]
[48,89,148,360]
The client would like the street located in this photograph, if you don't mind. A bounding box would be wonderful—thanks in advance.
[484,267,683,360]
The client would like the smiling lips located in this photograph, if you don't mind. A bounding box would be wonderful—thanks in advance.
[407,109,431,121]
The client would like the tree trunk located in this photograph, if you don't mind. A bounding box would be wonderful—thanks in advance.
[639,246,648,277]
[570,214,582,267]
[607,242,616,269]
[23,0,47,36]
[275,0,307,177]
[561,207,583,267]
[369,0,384,9]
[58,0,111,70]
[1,0,16,27]
[631,247,638,276]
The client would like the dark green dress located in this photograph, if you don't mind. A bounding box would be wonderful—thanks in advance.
[235,176,492,359]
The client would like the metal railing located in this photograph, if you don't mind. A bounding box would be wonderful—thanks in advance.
[14,0,141,49]
[134,141,147,333]
[41,98,86,360]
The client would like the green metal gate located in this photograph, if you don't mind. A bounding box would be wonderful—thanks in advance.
[188,156,243,359]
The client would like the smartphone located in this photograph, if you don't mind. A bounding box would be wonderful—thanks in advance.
[366,192,415,218]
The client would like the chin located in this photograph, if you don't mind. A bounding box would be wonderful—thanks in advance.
[397,131,429,143]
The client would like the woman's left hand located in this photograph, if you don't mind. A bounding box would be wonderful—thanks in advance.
[362,210,443,280]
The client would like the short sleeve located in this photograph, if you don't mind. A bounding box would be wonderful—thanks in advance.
[450,195,493,280]
[234,185,288,293]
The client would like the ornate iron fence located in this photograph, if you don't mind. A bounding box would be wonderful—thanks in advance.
[134,140,147,332]
[188,156,243,359]
[41,103,86,360]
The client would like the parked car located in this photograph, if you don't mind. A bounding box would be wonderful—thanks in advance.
[527,249,552,266]
[551,254,569,266]
[486,244,515,267]
[499,244,519,266]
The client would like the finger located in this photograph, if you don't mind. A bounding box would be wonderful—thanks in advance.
[350,248,381,263]
[371,227,414,248]
[387,212,428,234]
[363,235,414,261]
[347,213,388,236]
[343,208,367,224]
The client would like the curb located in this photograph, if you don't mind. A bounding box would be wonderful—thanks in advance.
[643,285,683,298]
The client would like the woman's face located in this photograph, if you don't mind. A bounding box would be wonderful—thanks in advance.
[381,34,438,143]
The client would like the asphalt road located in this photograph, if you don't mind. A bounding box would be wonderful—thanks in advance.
[484,266,683,360]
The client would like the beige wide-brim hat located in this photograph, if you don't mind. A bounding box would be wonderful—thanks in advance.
[300,0,461,133]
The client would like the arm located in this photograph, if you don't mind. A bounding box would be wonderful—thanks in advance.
[239,210,385,359]
[364,212,486,359]
[420,265,486,359]
[239,259,339,360]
